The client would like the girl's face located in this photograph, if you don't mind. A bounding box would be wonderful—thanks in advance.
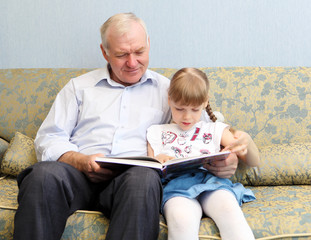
[169,98,208,131]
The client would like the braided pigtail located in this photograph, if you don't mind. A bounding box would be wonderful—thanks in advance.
[206,102,217,122]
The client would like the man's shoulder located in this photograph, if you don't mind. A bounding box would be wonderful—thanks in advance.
[146,69,170,85]
[73,68,107,81]
[70,68,108,87]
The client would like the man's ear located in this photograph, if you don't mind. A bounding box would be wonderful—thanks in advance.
[100,44,109,62]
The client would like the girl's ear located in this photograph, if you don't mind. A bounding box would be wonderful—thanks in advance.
[168,96,172,106]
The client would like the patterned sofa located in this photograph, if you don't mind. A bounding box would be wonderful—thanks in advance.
[0,67,311,240]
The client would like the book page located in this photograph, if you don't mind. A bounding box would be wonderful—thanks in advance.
[162,151,230,166]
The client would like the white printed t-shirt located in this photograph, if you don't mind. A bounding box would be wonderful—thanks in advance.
[147,120,229,159]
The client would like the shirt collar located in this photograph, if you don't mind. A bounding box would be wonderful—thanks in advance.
[95,64,158,88]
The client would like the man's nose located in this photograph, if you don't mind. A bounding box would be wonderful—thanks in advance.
[127,54,137,67]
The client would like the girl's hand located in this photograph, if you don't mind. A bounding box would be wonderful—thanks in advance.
[223,130,251,157]
[223,130,260,167]
[155,154,175,164]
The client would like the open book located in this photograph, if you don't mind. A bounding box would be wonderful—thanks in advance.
[95,151,230,179]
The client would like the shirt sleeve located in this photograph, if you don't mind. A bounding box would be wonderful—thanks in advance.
[34,80,79,161]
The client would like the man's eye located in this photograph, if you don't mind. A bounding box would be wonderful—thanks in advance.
[116,54,127,58]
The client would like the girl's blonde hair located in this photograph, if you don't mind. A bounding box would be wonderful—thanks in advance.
[169,68,217,122]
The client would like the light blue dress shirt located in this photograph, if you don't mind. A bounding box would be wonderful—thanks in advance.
[34,65,171,161]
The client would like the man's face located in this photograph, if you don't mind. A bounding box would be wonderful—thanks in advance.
[101,21,150,86]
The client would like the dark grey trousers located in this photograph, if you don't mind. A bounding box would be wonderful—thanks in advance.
[13,161,162,240]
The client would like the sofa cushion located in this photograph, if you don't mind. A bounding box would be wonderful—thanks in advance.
[1,177,310,239]
[0,132,37,176]
[246,142,311,186]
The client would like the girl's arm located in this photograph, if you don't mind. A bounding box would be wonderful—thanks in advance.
[147,142,174,164]
[221,128,260,167]
[147,142,155,158]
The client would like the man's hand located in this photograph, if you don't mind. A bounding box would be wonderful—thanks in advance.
[204,152,238,178]
[58,151,120,183]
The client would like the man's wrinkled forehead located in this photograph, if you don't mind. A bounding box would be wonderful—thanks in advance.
[106,21,148,51]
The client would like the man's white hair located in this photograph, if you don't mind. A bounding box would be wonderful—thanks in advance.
[100,12,149,55]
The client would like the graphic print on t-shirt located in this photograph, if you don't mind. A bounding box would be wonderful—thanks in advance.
[203,133,212,144]
[161,127,213,158]
[162,131,177,145]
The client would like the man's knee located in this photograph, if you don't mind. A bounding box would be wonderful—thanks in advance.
[122,167,162,192]
[18,161,75,186]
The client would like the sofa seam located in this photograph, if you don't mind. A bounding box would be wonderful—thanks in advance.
[256,233,311,240]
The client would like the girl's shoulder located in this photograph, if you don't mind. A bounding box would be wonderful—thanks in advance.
[148,123,179,132]
[196,120,229,131]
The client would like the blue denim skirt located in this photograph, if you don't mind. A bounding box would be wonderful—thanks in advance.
[162,170,255,211]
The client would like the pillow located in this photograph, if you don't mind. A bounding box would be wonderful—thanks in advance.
[0,132,38,176]
[0,138,9,161]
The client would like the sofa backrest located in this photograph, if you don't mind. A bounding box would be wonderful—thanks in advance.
[1,67,311,148]
[200,67,311,148]
[0,69,93,141]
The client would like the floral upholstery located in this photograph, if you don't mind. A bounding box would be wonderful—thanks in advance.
[0,138,9,163]
[0,69,93,141]
[0,67,311,239]
[2,67,310,145]
[1,177,310,239]
[1,132,37,176]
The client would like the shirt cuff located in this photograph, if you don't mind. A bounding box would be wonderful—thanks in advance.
[39,143,79,162]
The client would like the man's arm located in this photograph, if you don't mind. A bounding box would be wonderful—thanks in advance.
[205,130,260,178]
[34,80,80,162]
[35,80,119,183]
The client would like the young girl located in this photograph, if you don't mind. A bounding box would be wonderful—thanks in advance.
[147,68,260,240]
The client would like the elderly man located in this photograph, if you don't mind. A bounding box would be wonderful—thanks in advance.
[14,13,240,240]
